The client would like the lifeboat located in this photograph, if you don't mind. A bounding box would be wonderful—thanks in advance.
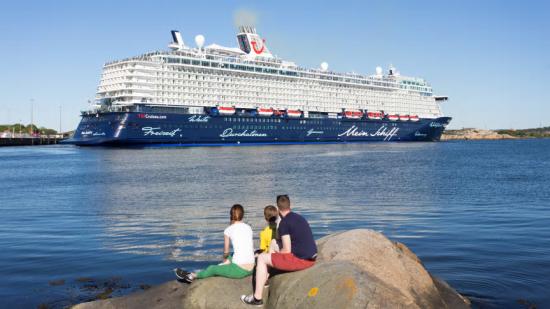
[399,114,410,121]
[257,108,274,117]
[387,114,399,121]
[286,110,302,118]
[409,115,420,122]
[367,111,384,120]
[273,109,285,116]
[218,106,236,115]
[344,110,363,119]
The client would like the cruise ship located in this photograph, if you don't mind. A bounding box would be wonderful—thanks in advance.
[65,26,451,146]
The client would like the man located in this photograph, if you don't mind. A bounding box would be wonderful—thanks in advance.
[241,195,317,306]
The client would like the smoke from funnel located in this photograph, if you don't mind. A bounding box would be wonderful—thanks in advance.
[233,8,258,27]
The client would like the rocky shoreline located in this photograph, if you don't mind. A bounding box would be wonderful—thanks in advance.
[441,129,516,141]
[442,127,550,141]
[72,229,470,309]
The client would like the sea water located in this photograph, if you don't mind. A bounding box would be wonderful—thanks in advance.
[0,139,549,308]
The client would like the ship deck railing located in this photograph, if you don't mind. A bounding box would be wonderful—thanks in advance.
[104,49,432,93]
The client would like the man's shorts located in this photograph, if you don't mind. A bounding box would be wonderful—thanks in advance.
[271,253,315,271]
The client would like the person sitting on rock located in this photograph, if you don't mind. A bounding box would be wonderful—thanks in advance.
[174,204,255,283]
[241,195,317,306]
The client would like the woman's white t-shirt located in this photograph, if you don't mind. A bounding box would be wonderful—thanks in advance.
[224,222,255,265]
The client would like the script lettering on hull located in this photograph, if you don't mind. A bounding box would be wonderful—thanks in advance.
[142,127,182,137]
[429,122,445,128]
[220,128,268,138]
[338,125,399,141]
[306,129,324,136]
[81,130,106,137]
[188,115,210,123]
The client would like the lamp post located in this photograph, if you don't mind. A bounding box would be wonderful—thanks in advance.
[30,99,35,145]
[30,98,34,135]
[59,105,62,135]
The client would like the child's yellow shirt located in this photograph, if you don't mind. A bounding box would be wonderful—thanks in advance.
[260,226,273,252]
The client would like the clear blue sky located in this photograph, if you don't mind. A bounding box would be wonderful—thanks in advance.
[0,0,548,130]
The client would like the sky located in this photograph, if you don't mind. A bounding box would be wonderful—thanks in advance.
[0,0,548,130]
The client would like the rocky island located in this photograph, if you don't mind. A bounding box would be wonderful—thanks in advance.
[73,229,470,309]
[442,127,550,141]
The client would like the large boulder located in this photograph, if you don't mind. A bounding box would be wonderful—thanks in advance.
[266,261,414,308]
[73,229,470,308]
[315,229,470,308]
[181,276,255,309]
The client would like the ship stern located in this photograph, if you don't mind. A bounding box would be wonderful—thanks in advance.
[63,112,127,146]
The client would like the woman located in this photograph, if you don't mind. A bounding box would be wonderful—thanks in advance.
[174,204,255,283]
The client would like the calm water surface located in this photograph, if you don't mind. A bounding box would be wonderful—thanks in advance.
[1,139,549,308]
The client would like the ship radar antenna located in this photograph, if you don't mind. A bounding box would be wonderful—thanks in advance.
[320,62,329,72]
[389,64,399,76]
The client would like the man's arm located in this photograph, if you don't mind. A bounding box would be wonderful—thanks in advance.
[280,234,291,254]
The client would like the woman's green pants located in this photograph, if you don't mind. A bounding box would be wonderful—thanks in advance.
[196,262,253,279]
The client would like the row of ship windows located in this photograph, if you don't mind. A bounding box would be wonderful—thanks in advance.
[102,67,432,94]
[102,74,410,94]
[223,117,323,125]
[158,122,398,131]
[108,59,427,92]
[103,86,432,103]
[102,86,431,104]
[158,59,403,88]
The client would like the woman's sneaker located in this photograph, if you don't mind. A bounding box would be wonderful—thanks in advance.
[240,294,263,306]
[174,268,194,283]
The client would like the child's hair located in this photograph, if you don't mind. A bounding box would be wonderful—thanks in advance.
[264,205,278,223]
[230,204,244,223]
[264,205,278,240]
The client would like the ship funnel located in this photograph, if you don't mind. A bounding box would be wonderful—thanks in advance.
[169,30,185,50]
[236,26,273,58]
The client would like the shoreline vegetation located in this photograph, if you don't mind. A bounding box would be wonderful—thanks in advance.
[0,123,59,136]
[442,127,550,141]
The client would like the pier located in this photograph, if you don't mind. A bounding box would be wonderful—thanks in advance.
[0,136,65,146]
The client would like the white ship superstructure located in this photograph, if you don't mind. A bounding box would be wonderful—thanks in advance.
[96,27,445,119]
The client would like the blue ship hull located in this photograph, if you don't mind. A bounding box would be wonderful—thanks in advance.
[64,112,451,146]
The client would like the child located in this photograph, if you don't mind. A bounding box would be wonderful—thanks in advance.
[174,204,255,283]
[259,205,279,253]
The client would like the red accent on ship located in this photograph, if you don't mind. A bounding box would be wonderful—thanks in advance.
[257,108,274,116]
[367,111,384,120]
[409,115,420,122]
[399,115,410,121]
[387,114,399,121]
[286,110,302,118]
[251,39,266,54]
[344,110,363,119]
[218,106,236,115]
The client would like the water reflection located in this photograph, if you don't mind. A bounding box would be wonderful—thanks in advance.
[93,143,443,263]
[3,141,549,308]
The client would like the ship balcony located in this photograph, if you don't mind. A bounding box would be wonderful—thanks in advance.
[127,92,154,97]
[122,85,155,92]
[126,78,154,84]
